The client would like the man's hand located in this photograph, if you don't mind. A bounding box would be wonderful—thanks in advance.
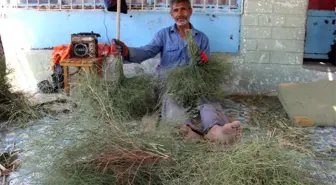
[110,39,129,57]
[197,50,208,65]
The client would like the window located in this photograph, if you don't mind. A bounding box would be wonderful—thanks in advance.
[3,0,243,14]
[12,0,105,9]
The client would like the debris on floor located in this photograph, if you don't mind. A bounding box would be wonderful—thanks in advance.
[0,143,20,181]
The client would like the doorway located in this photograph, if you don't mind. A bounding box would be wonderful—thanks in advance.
[303,0,336,65]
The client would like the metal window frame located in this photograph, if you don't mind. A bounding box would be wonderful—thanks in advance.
[0,0,244,14]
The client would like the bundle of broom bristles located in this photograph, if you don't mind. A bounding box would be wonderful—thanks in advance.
[34,30,322,185]
[0,55,40,126]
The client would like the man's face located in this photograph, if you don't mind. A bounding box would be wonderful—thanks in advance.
[170,2,193,26]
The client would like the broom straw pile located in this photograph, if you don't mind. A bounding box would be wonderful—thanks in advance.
[166,29,231,115]
[32,28,322,185]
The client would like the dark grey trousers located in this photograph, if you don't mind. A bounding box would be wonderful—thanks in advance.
[160,94,229,134]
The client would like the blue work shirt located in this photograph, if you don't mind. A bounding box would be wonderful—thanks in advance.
[125,24,210,72]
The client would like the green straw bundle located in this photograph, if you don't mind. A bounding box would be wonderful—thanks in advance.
[166,29,230,114]
[75,54,159,123]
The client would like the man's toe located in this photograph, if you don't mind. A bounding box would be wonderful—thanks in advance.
[231,121,241,128]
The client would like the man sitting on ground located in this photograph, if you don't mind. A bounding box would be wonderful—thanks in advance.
[111,0,242,143]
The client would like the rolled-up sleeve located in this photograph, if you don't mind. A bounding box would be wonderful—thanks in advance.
[124,31,163,64]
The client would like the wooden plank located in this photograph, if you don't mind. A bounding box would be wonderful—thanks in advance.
[63,66,70,96]
[60,57,104,64]
[277,80,336,127]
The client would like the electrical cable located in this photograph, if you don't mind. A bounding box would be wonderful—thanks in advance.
[103,9,111,45]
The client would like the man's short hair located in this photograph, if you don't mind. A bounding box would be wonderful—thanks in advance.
[170,0,192,8]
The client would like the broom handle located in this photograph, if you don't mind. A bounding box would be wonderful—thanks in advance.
[116,0,121,40]
[115,0,125,81]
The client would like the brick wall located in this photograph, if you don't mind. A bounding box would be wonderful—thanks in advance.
[240,0,309,64]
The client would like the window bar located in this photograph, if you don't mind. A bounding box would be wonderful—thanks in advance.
[153,0,156,10]
[129,0,131,11]
[141,0,144,10]
[165,0,168,8]
[228,0,231,12]
[93,0,95,9]
[216,0,218,11]
[48,0,50,10]
[203,0,205,11]
[26,0,28,8]
[37,0,39,9]
[7,0,13,8]
[70,0,72,10]
[82,0,84,9]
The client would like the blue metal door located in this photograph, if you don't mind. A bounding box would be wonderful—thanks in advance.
[304,0,336,60]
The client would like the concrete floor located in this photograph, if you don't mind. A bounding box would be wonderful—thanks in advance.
[303,60,336,73]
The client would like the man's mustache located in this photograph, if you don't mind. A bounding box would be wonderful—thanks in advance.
[177,17,187,20]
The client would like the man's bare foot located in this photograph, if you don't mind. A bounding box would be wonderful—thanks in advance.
[182,125,202,140]
[204,121,243,144]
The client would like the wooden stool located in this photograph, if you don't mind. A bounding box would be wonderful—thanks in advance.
[60,57,104,96]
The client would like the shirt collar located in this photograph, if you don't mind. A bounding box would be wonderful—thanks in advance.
[170,23,198,36]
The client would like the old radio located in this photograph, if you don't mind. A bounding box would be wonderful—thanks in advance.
[70,32,101,58]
